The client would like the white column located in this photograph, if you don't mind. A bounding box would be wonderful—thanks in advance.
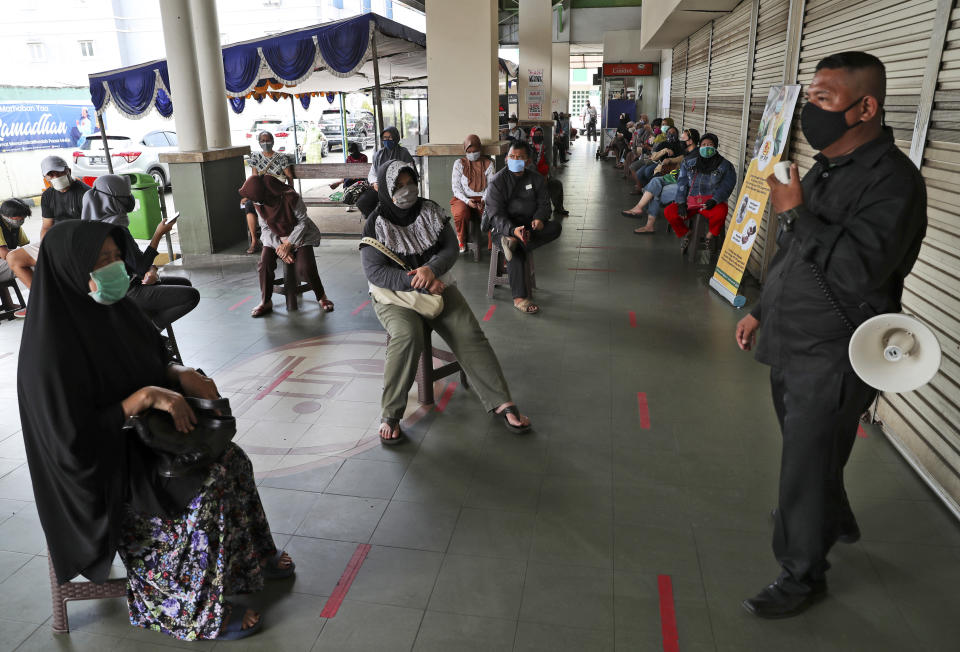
[425,0,499,141]
[159,0,207,151]
[189,0,232,149]
[518,0,552,122]
[551,42,570,115]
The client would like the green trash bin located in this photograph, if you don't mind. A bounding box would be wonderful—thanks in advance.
[126,172,162,239]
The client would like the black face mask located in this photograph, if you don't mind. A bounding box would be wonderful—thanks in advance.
[532,135,543,144]
[800,96,864,151]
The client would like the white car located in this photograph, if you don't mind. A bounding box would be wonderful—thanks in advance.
[72,130,178,188]
[245,119,324,162]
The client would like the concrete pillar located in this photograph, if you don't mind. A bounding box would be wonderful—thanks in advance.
[551,42,570,115]
[158,0,207,151]
[425,0,499,142]
[189,0,232,149]
[518,0,552,121]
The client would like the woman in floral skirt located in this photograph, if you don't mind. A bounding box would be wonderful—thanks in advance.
[18,220,293,641]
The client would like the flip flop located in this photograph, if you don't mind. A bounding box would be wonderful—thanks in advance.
[633,229,654,235]
[379,418,407,446]
[496,405,531,434]
[514,299,540,314]
[622,210,644,217]
[217,603,262,641]
[320,299,335,313]
[263,550,296,580]
[250,304,273,318]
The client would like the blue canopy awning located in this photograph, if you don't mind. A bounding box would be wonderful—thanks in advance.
[88,13,426,119]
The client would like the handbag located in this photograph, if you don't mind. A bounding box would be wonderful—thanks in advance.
[360,237,444,318]
[342,181,371,205]
[128,395,236,478]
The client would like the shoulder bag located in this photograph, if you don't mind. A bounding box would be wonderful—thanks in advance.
[360,236,444,319]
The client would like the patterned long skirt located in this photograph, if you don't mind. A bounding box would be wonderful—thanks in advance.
[117,444,277,640]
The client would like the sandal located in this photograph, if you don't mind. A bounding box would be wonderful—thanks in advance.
[622,209,644,217]
[217,602,262,641]
[250,304,273,318]
[246,241,261,255]
[262,550,295,580]
[320,299,335,313]
[379,418,407,446]
[514,299,540,314]
[633,228,654,235]
[495,405,532,434]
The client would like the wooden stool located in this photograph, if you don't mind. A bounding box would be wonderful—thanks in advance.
[681,213,708,262]
[487,238,535,300]
[385,327,469,405]
[0,277,25,322]
[49,555,126,634]
[272,259,311,311]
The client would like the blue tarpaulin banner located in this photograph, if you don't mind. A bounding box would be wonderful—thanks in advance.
[0,102,100,153]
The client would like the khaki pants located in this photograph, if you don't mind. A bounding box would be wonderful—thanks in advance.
[373,286,512,420]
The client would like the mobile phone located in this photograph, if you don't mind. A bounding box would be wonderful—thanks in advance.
[164,211,180,225]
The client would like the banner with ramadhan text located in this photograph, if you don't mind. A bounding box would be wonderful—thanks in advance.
[709,85,800,307]
[0,102,100,153]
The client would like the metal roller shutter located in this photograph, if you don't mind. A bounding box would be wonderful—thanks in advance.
[671,38,689,127]
[878,2,960,516]
[745,0,790,280]
[684,24,713,131]
[792,0,938,171]
[704,0,753,212]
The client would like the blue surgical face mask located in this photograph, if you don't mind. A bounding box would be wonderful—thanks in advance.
[383,139,396,150]
[699,146,717,158]
[506,158,526,173]
[88,260,131,305]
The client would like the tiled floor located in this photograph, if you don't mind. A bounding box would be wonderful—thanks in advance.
[0,138,958,651]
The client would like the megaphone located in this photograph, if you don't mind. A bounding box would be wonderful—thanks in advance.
[849,313,941,393]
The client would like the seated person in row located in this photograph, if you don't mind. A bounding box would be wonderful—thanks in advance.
[633,125,681,190]
[0,199,31,310]
[528,127,569,216]
[242,131,295,254]
[485,142,562,315]
[621,123,651,179]
[6,156,91,303]
[20,219,293,642]
[505,115,527,144]
[239,175,333,318]
[357,126,416,217]
[81,175,199,330]
[624,128,701,234]
[664,133,738,254]
[360,160,532,444]
[450,134,494,253]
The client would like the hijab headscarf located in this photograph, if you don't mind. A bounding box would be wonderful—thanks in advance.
[238,174,298,237]
[696,132,723,172]
[617,114,630,137]
[370,126,412,172]
[371,160,445,256]
[460,134,490,193]
[81,174,133,227]
[18,220,199,584]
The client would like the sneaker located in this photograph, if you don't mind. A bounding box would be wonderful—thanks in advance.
[458,245,466,254]
[14,308,26,319]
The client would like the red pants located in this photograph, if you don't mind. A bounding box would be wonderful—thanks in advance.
[450,197,481,245]
[664,202,729,238]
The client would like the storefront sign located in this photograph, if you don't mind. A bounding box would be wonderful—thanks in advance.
[0,102,99,153]
[601,63,655,77]
[710,85,801,307]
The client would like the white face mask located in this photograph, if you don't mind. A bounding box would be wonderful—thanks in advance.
[49,175,71,191]
[2,217,24,230]
[392,184,419,209]
[465,151,482,162]
[508,122,517,128]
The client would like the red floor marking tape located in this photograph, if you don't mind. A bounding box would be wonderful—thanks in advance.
[567,268,617,272]
[857,423,867,438]
[350,299,371,315]
[320,543,372,618]
[435,381,458,412]
[482,305,497,322]
[228,295,253,311]
[255,369,293,400]
[658,574,680,652]
[629,311,637,328]
[637,392,651,429]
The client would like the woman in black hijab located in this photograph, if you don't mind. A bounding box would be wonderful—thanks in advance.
[359,160,533,444]
[357,126,416,217]
[18,221,292,641]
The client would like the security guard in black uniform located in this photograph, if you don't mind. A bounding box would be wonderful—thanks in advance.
[735,52,927,618]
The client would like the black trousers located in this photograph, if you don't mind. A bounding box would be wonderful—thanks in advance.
[507,220,562,299]
[127,277,200,330]
[769,366,876,590]
[586,120,597,140]
[547,178,565,212]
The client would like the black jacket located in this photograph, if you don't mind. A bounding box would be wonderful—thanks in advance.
[484,166,552,238]
[752,128,927,373]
